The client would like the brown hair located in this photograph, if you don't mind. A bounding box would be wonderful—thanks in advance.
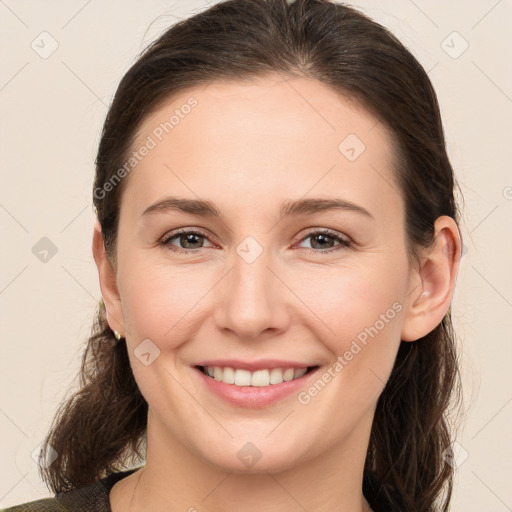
[39,1,463,510]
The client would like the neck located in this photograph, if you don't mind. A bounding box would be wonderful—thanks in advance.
[122,412,374,512]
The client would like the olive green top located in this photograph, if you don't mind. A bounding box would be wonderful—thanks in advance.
[0,468,139,512]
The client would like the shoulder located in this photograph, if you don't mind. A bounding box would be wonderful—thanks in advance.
[1,468,140,512]
[0,497,64,512]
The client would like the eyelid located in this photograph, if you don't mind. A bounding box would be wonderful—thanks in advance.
[294,227,350,244]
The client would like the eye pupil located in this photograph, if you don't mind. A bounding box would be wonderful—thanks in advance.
[311,233,334,249]
[181,233,202,249]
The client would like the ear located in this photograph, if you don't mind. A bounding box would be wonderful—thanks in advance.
[92,217,125,337]
[401,215,461,342]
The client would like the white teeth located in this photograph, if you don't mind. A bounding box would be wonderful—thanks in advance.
[222,366,235,384]
[202,365,312,387]
[251,369,269,387]
[294,368,308,379]
[283,368,294,381]
[269,368,284,384]
[234,369,251,386]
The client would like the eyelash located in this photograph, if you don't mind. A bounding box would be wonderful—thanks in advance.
[160,228,352,255]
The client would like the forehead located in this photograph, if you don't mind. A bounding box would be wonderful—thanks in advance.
[124,75,402,221]
[135,75,387,148]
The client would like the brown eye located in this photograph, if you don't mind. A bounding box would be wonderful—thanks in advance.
[161,229,213,253]
[296,229,351,253]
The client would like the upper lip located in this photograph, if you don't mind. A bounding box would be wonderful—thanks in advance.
[193,359,318,372]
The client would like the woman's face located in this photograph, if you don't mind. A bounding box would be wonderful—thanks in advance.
[107,75,417,473]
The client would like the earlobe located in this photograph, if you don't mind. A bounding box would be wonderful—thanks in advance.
[92,218,125,336]
[401,216,461,342]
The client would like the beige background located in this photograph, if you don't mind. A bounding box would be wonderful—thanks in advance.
[1,0,511,509]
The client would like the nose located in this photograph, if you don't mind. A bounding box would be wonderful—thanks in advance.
[214,247,290,341]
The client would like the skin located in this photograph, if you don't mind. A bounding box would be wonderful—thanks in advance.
[93,75,461,512]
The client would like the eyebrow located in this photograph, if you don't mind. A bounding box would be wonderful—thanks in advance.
[141,196,373,220]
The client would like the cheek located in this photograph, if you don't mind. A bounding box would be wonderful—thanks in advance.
[292,263,405,343]
[287,264,405,437]
[118,260,218,347]
[289,260,406,405]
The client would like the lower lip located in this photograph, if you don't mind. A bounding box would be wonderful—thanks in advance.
[192,366,319,408]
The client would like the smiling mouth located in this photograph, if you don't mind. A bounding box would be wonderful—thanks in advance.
[195,365,319,387]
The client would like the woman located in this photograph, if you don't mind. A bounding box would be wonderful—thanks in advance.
[3,0,463,510]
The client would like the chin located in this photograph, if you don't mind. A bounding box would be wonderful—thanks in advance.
[195,438,306,475]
